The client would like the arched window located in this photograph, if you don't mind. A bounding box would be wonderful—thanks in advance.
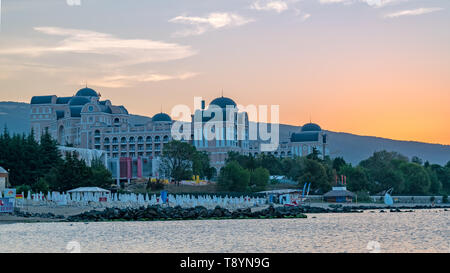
[104,137,110,144]
[155,136,160,142]
[129,137,135,143]
[163,135,169,142]
[138,136,144,143]
[112,137,118,144]
[121,137,127,144]
[114,118,120,123]
[146,136,152,143]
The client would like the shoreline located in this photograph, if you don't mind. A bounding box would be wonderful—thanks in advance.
[1,203,448,224]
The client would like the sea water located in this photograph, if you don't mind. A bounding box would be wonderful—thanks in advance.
[0,209,448,253]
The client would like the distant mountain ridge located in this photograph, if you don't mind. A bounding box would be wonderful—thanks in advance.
[1,101,449,166]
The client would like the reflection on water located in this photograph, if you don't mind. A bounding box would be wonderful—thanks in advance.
[0,209,448,253]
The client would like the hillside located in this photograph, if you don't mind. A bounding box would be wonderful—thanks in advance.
[1,101,449,166]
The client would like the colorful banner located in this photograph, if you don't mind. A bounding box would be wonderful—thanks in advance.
[0,198,14,213]
[3,189,16,198]
[160,190,168,203]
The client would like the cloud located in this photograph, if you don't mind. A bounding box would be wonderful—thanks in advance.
[0,27,200,88]
[0,27,196,65]
[319,0,408,7]
[250,1,289,13]
[88,72,200,88]
[301,13,311,21]
[169,12,254,37]
[384,7,443,18]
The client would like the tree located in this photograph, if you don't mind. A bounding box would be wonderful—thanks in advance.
[306,147,321,161]
[332,157,347,172]
[159,140,195,181]
[411,156,423,165]
[341,165,370,192]
[87,158,113,189]
[192,151,215,180]
[298,158,331,193]
[39,128,61,173]
[217,161,250,192]
[359,151,408,193]
[400,162,431,195]
[249,167,269,192]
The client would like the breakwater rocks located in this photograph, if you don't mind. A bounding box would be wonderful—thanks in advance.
[12,210,65,220]
[66,205,308,222]
[65,204,449,222]
[325,204,449,213]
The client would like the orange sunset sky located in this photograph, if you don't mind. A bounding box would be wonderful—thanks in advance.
[0,0,449,144]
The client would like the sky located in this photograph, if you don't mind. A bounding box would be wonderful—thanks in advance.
[0,0,449,145]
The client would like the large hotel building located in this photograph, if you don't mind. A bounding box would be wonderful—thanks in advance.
[30,87,329,180]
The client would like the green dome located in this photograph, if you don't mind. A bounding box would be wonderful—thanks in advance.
[210,97,237,109]
[76,87,98,97]
[152,113,172,122]
[301,123,322,132]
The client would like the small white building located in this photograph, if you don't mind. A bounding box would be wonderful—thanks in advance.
[0,166,9,192]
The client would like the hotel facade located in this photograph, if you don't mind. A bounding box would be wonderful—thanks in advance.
[30,87,329,180]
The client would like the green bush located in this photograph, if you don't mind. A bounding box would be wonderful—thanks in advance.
[249,167,269,192]
[147,179,165,191]
[218,161,250,192]
[356,191,372,203]
[15,184,32,194]
[33,178,50,193]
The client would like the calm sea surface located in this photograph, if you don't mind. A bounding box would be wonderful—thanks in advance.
[0,209,448,253]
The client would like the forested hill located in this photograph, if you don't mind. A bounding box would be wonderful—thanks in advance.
[1,101,449,166]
